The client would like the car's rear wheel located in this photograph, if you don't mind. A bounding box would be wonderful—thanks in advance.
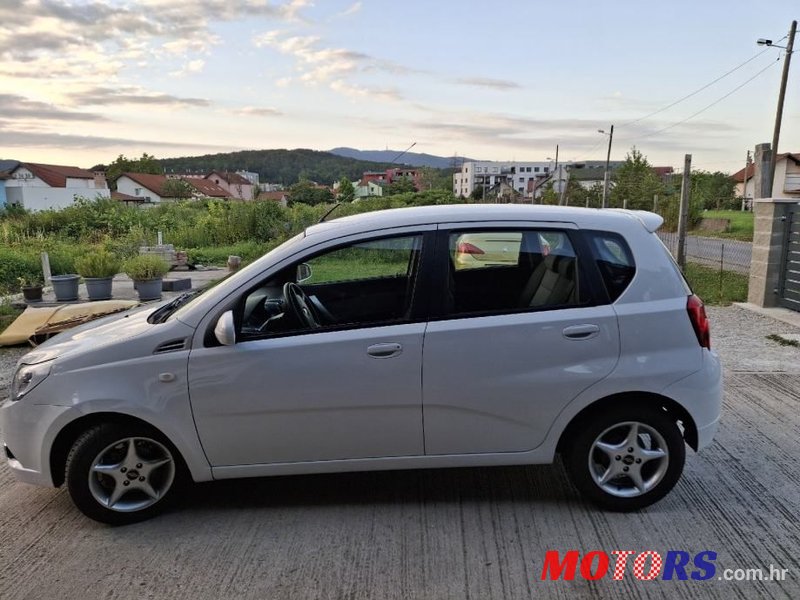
[65,423,185,525]
[564,405,685,511]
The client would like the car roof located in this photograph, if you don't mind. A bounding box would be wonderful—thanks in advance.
[305,204,662,238]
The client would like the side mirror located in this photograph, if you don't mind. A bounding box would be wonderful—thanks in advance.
[296,263,312,283]
[214,310,236,346]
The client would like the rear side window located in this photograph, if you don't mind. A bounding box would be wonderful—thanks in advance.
[444,228,586,317]
[586,231,636,302]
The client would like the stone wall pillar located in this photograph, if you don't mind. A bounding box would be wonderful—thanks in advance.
[748,198,793,307]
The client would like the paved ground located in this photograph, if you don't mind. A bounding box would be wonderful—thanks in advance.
[0,306,798,599]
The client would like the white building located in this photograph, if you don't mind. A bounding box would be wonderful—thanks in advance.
[453,161,562,199]
[4,163,110,211]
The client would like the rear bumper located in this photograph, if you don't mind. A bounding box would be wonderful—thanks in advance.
[661,349,723,451]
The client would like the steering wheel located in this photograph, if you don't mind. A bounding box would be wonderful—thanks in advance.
[282,282,321,329]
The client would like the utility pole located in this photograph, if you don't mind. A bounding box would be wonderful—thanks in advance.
[741,150,751,211]
[601,124,614,208]
[676,154,692,270]
[767,19,797,196]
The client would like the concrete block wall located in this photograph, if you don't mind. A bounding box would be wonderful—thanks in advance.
[748,198,794,307]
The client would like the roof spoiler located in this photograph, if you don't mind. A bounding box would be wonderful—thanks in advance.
[607,209,664,233]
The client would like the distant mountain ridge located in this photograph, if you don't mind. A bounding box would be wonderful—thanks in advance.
[329,147,478,169]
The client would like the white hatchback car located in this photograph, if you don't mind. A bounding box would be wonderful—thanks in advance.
[2,205,721,524]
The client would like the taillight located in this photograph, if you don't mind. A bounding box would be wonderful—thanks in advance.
[686,294,711,349]
[456,242,485,255]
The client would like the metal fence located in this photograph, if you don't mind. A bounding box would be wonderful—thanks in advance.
[657,232,751,275]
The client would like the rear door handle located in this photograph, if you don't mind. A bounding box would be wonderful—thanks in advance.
[562,324,600,340]
[367,343,403,358]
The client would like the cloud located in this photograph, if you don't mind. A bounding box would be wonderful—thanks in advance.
[329,81,402,102]
[0,126,238,151]
[170,59,207,77]
[0,94,107,122]
[253,29,415,89]
[336,2,362,18]
[68,86,211,108]
[0,0,313,83]
[234,106,284,117]
[455,77,522,91]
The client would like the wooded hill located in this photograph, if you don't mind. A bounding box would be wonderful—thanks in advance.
[158,149,400,185]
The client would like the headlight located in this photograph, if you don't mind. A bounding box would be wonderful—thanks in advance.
[10,361,53,402]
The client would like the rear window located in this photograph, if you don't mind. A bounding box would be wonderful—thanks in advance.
[586,231,636,302]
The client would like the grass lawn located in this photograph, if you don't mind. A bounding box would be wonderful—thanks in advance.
[683,263,749,306]
[694,210,754,241]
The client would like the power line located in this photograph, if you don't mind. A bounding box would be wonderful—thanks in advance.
[619,46,776,128]
[621,58,781,142]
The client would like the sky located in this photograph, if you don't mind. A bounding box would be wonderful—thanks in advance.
[0,0,798,174]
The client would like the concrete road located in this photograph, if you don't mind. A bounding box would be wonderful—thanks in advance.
[1,331,799,598]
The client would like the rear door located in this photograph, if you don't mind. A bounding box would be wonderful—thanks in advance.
[422,224,620,455]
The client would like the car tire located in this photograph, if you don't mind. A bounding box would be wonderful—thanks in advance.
[564,405,685,511]
[65,423,186,525]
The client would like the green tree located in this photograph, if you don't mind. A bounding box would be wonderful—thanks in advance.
[106,153,164,189]
[383,176,416,196]
[611,147,664,210]
[691,170,736,210]
[417,167,453,191]
[162,179,194,199]
[337,177,355,202]
[288,180,334,206]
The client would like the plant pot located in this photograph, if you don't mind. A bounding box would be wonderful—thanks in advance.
[135,278,163,301]
[84,277,114,301]
[51,274,80,302]
[22,285,43,303]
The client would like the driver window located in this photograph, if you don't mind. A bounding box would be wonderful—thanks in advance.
[238,234,423,338]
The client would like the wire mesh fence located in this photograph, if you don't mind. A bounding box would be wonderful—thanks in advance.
[657,231,751,275]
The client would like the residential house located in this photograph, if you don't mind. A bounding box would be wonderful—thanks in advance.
[185,178,232,199]
[454,161,554,198]
[733,153,800,202]
[362,168,421,190]
[206,171,255,200]
[0,173,8,208]
[257,190,289,206]
[732,163,755,204]
[116,173,231,203]
[773,153,800,196]
[4,162,110,211]
[116,173,171,203]
[354,180,384,199]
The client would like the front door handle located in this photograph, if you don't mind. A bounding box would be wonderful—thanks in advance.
[367,343,403,358]
[562,324,600,340]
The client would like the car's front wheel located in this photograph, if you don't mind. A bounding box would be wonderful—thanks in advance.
[565,405,685,511]
[65,423,185,525]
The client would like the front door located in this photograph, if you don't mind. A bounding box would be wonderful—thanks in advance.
[188,232,428,466]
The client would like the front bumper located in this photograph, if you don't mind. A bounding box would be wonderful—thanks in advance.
[0,399,74,488]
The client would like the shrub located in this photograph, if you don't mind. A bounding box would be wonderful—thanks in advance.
[75,251,121,279]
[124,255,170,281]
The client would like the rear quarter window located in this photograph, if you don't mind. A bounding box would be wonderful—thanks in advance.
[586,231,636,302]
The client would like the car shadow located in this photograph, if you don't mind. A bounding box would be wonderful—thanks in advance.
[179,460,581,514]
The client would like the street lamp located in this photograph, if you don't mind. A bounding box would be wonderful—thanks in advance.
[758,20,796,196]
[598,126,614,209]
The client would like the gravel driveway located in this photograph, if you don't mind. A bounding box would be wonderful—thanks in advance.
[0,305,798,599]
